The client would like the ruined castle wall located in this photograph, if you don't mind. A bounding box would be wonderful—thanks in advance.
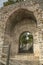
[0,1,43,64]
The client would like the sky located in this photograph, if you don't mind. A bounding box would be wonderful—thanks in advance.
[0,0,8,8]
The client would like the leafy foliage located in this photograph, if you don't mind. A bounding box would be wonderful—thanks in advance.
[19,32,33,53]
[3,0,15,6]
[20,32,33,44]
[3,0,24,6]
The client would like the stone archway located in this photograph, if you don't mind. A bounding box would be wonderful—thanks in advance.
[0,1,43,65]
[2,8,39,65]
[4,8,37,56]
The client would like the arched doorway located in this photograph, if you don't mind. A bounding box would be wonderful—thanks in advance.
[3,8,37,63]
[19,31,33,53]
[3,8,37,56]
[1,1,42,64]
[1,6,40,65]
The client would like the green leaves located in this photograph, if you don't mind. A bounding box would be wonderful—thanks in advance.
[3,0,15,6]
[20,32,33,44]
[3,0,24,6]
[3,1,14,6]
[19,32,33,53]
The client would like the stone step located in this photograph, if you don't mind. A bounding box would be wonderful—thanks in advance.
[0,58,39,65]
[9,60,39,65]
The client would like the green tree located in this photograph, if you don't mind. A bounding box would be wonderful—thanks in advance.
[3,0,15,6]
[3,0,24,6]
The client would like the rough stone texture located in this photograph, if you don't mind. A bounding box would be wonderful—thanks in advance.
[9,60,39,65]
[0,1,43,65]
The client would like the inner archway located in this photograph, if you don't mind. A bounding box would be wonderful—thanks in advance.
[5,8,37,34]
[4,8,37,56]
[19,31,33,53]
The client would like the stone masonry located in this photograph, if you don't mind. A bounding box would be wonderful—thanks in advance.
[0,1,43,65]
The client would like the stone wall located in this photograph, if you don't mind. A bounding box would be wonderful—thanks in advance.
[0,1,43,65]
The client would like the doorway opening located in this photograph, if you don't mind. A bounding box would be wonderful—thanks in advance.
[19,31,33,53]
